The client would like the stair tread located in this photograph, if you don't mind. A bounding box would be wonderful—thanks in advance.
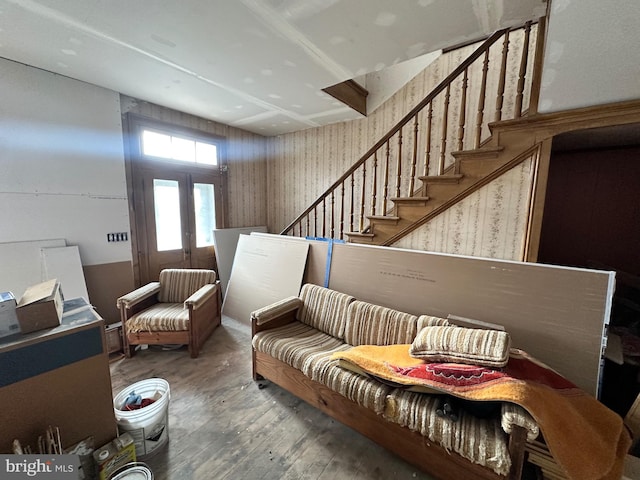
[390,196,430,203]
[419,174,464,182]
[345,231,375,238]
[368,215,400,221]
[451,146,504,158]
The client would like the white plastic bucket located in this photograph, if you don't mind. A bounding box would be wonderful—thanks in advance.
[113,378,170,459]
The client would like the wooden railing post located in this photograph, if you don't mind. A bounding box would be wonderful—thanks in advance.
[349,173,355,233]
[424,102,433,176]
[439,84,451,175]
[383,141,391,213]
[371,152,378,217]
[457,68,469,152]
[528,18,546,115]
[340,181,345,239]
[395,127,403,198]
[475,50,490,148]
[515,22,532,118]
[359,163,366,232]
[409,116,419,195]
[495,30,510,122]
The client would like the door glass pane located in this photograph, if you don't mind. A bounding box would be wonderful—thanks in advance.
[153,179,182,251]
[193,183,216,247]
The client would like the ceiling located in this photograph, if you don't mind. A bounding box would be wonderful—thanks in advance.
[0,0,546,136]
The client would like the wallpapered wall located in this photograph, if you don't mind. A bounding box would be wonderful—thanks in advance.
[120,95,268,229]
[394,158,534,260]
[266,27,536,261]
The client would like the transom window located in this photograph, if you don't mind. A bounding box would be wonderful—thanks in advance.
[142,129,218,165]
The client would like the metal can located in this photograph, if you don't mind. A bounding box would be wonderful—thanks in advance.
[108,462,154,480]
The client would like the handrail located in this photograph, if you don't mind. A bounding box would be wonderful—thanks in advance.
[280,28,509,236]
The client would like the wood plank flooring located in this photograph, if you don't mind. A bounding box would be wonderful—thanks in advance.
[109,316,436,480]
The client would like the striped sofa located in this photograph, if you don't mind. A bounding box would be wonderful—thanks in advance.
[251,284,537,480]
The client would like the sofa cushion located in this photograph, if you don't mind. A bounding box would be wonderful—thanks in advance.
[304,351,391,414]
[384,390,511,476]
[344,301,419,346]
[410,326,511,367]
[252,321,344,371]
[126,303,189,332]
[297,284,355,340]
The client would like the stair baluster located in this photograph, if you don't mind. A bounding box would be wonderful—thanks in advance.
[349,173,355,233]
[409,116,419,195]
[439,84,451,175]
[340,181,345,239]
[515,22,532,119]
[383,141,391,214]
[360,163,366,232]
[424,101,433,176]
[495,30,510,122]
[475,50,490,149]
[371,152,378,217]
[395,127,403,198]
[457,67,469,153]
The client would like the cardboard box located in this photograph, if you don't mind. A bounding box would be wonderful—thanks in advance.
[0,292,20,338]
[16,279,64,333]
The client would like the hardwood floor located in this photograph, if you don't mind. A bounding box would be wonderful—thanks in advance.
[109,316,436,480]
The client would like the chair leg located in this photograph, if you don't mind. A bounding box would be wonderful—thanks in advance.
[121,320,135,358]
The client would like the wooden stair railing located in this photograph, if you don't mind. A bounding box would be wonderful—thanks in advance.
[281,21,540,242]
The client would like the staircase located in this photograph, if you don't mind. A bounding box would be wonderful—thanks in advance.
[281,21,545,246]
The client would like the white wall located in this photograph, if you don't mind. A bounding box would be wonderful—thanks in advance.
[539,0,640,113]
[0,58,131,266]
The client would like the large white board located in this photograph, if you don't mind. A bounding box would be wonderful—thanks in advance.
[212,226,267,295]
[41,245,89,301]
[0,239,66,299]
[222,234,309,324]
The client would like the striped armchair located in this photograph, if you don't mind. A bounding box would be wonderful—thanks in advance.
[117,269,222,358]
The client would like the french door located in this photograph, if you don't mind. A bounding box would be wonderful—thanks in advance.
[136,167,224,284]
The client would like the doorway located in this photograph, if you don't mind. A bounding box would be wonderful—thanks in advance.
[124,114,227,285]
[537,124,640,414]
[139,167,223,281]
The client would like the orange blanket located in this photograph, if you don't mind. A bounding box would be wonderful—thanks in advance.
[332,344,630,480]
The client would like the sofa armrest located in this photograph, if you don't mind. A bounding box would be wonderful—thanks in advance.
[501,403,539,442]
[117,282,160,310]
[185,283,218,309]
[251,296,302,335]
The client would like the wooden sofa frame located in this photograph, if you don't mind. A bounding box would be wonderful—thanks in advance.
[252,312,529,480]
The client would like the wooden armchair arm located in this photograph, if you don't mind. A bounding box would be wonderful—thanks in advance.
[251,296,302,336]
[185,282,218,309]
[116,282,160,310]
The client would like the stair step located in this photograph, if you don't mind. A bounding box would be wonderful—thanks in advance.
[390,196,430,206]
[345,231,375,238]
[418,174,464,184]
[451,146,504,159]
[367,215,400,224]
